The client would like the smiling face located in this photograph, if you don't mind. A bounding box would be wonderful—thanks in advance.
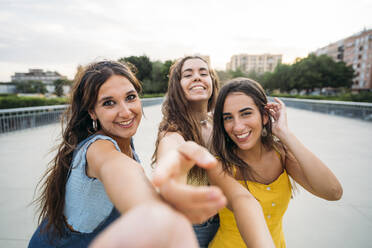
[180,58,213,103]
[222,92,267,151]
[89,74,142,142]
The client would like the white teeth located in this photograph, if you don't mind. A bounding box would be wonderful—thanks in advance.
[119,119,132,125]
[237,133,249,139]
[190,86,204,90]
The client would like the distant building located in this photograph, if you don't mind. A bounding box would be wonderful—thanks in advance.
[226,54,282,73]
[0,82,16,94]
[11,69,66,84]
[314,29,372,91]
[11,69,68,94]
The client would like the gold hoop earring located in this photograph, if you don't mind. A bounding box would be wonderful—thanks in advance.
[261,126,267,137]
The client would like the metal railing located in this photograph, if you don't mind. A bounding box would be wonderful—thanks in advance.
[270,97,372,121]
[0,97,164,134]
[0,105,67,134]
[2,96,370,134]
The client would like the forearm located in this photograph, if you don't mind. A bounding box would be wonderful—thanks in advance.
[155,133,190,184]
[279,131,343,200]
[100,157,162,214]
[156,150,189,184]
[232,195,274,248]
[90,202,198,248]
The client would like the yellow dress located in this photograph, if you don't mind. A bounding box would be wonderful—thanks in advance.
[209,170,292,248]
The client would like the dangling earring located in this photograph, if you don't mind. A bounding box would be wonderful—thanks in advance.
[92,119,97,131]
[261,126,267,137]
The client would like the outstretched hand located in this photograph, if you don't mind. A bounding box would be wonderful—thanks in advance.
[265,97,289,139]
[152,141,227,224]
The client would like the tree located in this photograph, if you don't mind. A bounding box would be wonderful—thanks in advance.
[118,55,152,82]
[53,79,70,97]
[246,70,262,82]
[330,61,354,88]
[291,54,354,93]
[291,56,323,93]
[228,68,248,78]
[216,70,232,85]
[15,80,47,94]
[265,63,293,92]
[117,56,173,94]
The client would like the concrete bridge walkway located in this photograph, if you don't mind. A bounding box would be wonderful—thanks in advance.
[0,104,371,247]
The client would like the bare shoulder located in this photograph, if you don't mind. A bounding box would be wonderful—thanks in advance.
[87,139,118,158]
[86,139,131,179]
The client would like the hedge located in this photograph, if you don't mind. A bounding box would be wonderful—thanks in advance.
[0,94,165,109]
[0,96,68,109]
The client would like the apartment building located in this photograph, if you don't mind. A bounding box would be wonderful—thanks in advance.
[11,69,68,94]
[226,54,282,74]
[314,29,372,91]
[11,69,66,84]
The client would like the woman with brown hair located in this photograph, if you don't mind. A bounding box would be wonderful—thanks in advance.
[208,78,343,247]
[28,60,206,248]
[152,56,275,247]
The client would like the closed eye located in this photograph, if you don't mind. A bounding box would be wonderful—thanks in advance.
[242,111,252,116]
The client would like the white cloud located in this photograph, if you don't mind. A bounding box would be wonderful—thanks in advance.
[0,0,371,81]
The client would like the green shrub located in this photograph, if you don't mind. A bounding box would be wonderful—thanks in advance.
[141,93,165,98]
[0,96,68,109]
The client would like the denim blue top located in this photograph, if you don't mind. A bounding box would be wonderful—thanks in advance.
[28,134,140,248]
[64,134,140,233]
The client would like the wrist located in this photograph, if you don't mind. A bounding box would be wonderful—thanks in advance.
[274,127,288,140]
[276,129,294,144]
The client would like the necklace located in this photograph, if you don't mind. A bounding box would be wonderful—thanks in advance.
[200,115,211,125]
[200,119,208,125]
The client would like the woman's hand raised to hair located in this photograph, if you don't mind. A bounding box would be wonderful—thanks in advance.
[152,141,227,224]
[265,97,290,140]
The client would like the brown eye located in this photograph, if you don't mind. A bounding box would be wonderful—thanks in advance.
[126,94,137,101]
[103,100,115,106]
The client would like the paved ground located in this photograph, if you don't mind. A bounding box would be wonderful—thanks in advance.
[0,104,371,247]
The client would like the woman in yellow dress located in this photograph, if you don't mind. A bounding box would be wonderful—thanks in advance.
[208,78,343,248]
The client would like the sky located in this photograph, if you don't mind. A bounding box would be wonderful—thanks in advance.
[0,0,371,81]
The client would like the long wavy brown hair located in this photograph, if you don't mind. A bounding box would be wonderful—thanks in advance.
[212,78,287,184]
[152,56,219,184]
[34,60,142,238]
